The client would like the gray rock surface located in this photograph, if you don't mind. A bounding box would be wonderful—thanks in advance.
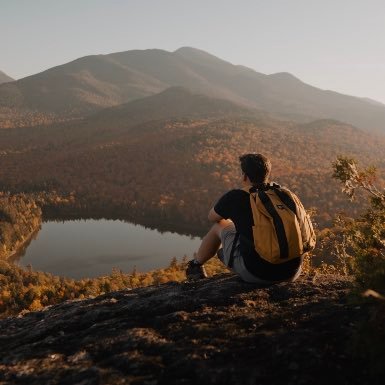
[0,273,376,384]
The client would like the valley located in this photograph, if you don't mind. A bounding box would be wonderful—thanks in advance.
[0,46,382,290]
[0,89,384,237]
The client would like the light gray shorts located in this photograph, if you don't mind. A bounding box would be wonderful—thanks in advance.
[217,223,302,284]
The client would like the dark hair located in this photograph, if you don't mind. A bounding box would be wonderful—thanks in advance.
[239,153,271,184]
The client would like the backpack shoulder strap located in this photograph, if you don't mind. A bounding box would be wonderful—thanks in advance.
[258,189,290,260]
[242,186,269,224]
[274,187,316,252]
[270,186,297,216]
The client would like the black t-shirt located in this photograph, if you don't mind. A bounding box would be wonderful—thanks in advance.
[214,189,302,281]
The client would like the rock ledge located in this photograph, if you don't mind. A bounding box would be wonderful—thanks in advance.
[0,273,375,385]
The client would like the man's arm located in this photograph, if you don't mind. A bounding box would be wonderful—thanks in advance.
[208,207,224,223]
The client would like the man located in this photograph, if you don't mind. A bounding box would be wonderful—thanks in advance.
[186,153,315,284]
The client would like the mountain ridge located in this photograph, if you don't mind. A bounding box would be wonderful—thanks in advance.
[89,86,261,128]
[0,70,14,84]
[1,47,385,134]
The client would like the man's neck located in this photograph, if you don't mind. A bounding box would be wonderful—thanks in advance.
[243,178,269,187]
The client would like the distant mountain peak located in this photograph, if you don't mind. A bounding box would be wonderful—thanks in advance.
[360,96,385,107]
[0,70,14,84]
[1,47,385,134]
[268,72,302,82]
[174,46,231,65]
[90,86,256,128]
[174,46,209,55]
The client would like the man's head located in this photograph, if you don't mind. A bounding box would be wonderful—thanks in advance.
[239,153,271,184]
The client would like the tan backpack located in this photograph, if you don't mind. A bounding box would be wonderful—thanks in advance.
[243,184,316,264]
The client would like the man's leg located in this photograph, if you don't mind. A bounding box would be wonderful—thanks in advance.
[195,219,233,264]
[186,219,233,279]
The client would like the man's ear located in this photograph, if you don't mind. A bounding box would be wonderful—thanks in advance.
[243,173,248,182]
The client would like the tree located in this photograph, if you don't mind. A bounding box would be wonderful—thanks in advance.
[332,156,385,292]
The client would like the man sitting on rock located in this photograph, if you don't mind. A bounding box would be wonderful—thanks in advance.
[186,153,316,284]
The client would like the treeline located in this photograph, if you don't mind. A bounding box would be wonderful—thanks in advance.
[0,193,42,259]
[0,116,383,235]
[0,107,71,129]
[0,191,78,260]
[0,257,227,319]
[330,157,385,378]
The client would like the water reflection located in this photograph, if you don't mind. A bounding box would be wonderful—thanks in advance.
[13,219,201,279]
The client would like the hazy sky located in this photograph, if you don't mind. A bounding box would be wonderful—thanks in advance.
[1,0,385,102]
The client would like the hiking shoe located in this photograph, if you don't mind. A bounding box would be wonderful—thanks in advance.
[186,260,208,280]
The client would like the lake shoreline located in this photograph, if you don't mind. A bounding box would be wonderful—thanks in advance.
[6,226,41,262]
[2,194,206,277]
[41,204,208,238]
[12,218,202,279]
[0,194,42,262]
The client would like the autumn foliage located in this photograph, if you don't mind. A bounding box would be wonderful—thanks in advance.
[0,117,383,236]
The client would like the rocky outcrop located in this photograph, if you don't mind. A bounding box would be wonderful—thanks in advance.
[0,273,378,385]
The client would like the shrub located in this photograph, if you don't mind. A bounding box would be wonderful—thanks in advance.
[332,156,385,293]
[333,156,385,378]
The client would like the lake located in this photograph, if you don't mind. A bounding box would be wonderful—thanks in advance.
[14,219,202,279]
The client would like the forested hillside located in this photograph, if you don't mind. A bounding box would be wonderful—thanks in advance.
[0,193,41,259]
[0,91,383,235]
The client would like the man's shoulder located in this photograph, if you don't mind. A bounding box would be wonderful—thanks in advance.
[215,189,248,205]
[214,188,250,216]
[223,188,249,197]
